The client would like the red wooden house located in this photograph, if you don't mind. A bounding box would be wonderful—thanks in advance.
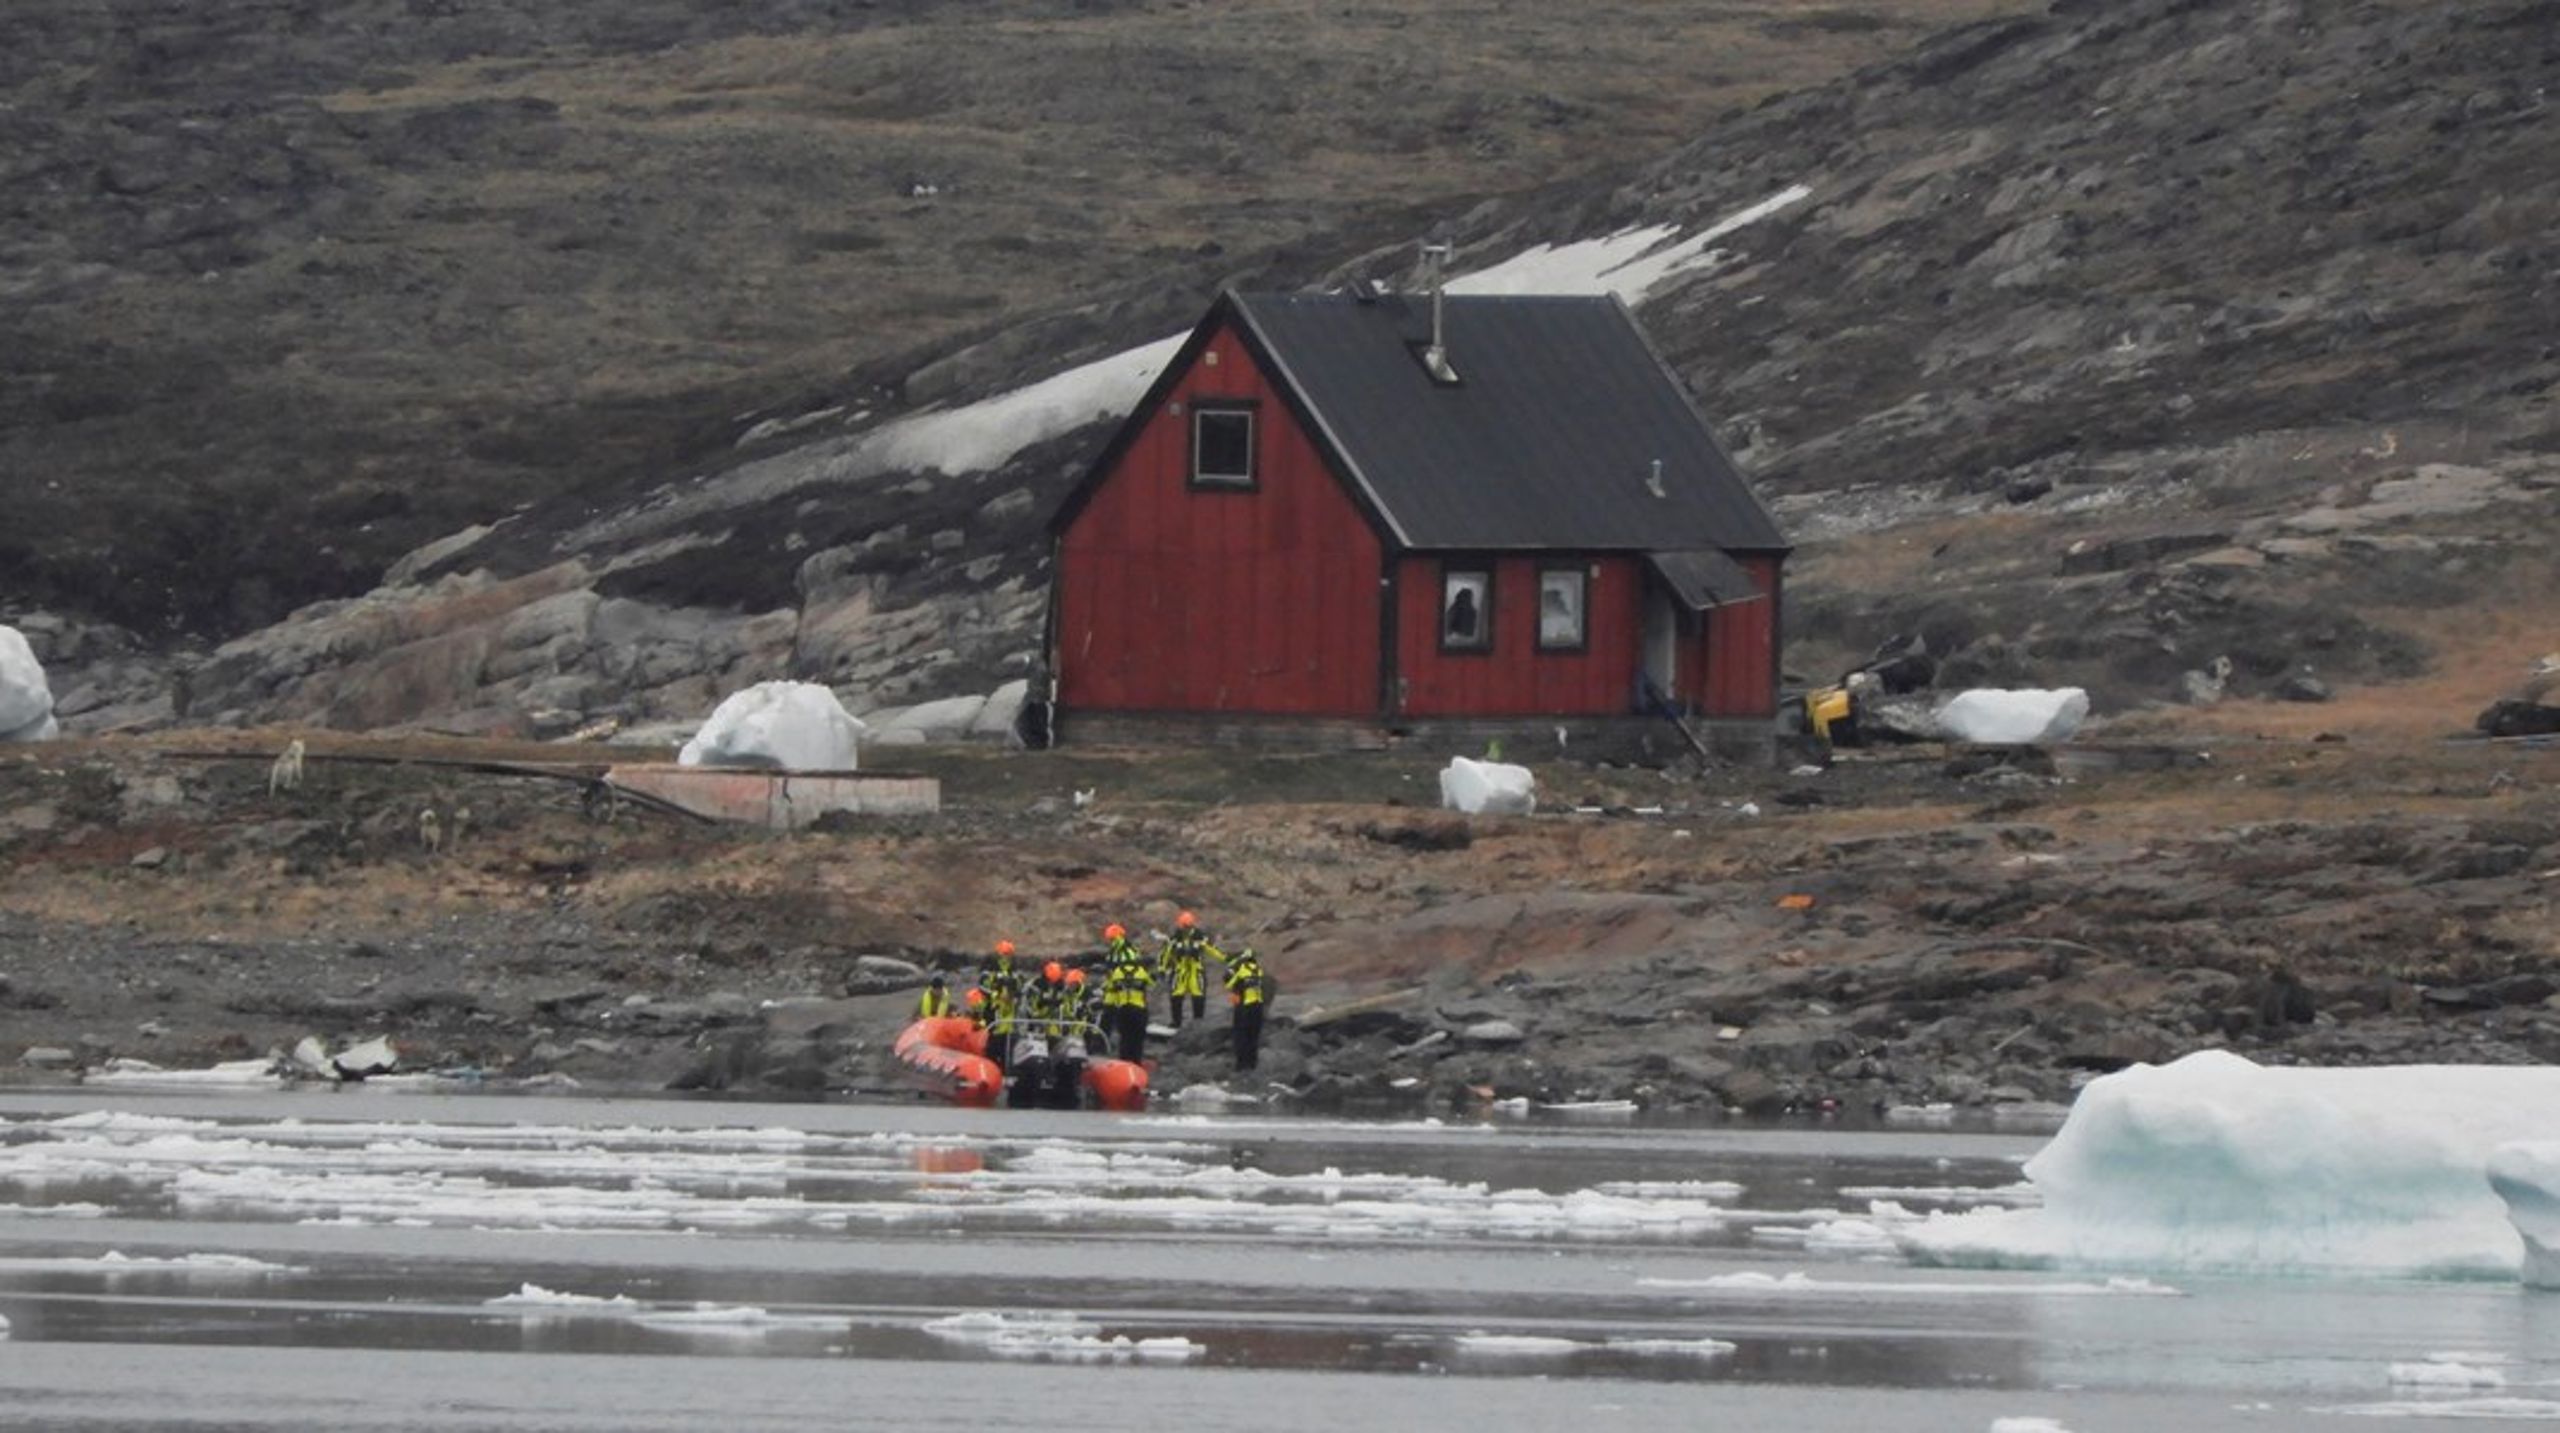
[1043,287,1788,758]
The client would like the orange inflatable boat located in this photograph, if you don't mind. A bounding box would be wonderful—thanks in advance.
[893,1017,1003,1107]
[891,1017,1148,1112]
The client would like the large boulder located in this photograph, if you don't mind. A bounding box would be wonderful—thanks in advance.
[0,625,58,742]
[679,681,867,770]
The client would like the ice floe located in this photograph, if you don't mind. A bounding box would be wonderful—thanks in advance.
[923,1310,1201,1362]
[1451,1332,1582,1357]
[3,1109,1735,1240]
[484,1283,642,1313]
[0,1250,304,1274]
[1901,1051,2560,1280]
[1603,1336,1737,1358]
[1637,1271,2180,1297]
[2312,1399,2560,1420]
[2387,1357,2507,1389]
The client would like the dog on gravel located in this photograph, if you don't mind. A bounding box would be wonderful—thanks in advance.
[268,738,306,796]
[419,807,442,856]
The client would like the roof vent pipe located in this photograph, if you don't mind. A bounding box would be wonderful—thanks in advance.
[1419,242,1459,384]
[1646,458,1667,498]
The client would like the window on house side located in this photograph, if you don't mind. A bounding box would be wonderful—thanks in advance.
[1442,568,1491,652]
[1192,407,1254,487]
[1537,568,1586,651]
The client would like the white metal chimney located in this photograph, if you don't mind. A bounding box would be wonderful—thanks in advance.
[1419,242,1458,384]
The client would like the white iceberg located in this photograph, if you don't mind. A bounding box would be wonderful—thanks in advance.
[2487,1142,2560,1290]
[0,624,56,742]
[1936,687,2089,745]
[1439,757,1536,816]
[678,681,865,771]
[1902,1051,2560,1280]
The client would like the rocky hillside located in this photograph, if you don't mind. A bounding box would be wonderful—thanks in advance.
[1,0,2001,640]
[21,0,2558,738]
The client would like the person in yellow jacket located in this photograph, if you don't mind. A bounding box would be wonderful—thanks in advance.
[1224,947,1271,1072]
[1158,911,1220,1030]
[1102,947,1154,1063]
[916,974,956,1019]
[979,940,1024,1072]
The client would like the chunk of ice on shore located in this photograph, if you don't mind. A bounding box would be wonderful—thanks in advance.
[0,625,55,742]
[1604,1336,1736,1357]
[1439,757,1536,815]
[1937,688,2088,745]
[2486,1142,2560,1290]
[678,681,865,771]
[1902,1051,2560,1279]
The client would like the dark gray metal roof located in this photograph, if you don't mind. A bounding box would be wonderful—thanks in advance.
[1648,549,1765,611]
[1230,290,1786,552]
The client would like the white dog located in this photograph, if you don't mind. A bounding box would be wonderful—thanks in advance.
[268,738,306,796]
[419,807,442,856]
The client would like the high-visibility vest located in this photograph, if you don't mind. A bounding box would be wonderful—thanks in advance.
[1161,933,1214,997]
[1225,958,1267,1007]
[918,986,954,1018]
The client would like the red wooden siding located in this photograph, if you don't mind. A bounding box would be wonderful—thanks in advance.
[1055,323,1383,716]
[1392,554,1643,718]
[1688,553,1780,718]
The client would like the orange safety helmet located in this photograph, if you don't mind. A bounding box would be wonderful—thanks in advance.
[1103,923,1126,942]
[994,939,1016,957]
[1042,960,1064,983]
[1175,911,1197,929]
[1064,968,1086,987]
[965,987,986,1007]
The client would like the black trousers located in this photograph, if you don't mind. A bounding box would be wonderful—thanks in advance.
[1167,992,1206,1026]
[1115,1006,1148,1064]
[1231,1002,1265,1071]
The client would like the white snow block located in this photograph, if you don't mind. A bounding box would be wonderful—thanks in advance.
[1901,1050,2560,1280]
[1937,687,2089,745]
[1439,757,1536,815]
[679,681,866,771]
[869,694,986,744]
[968,679,1029,742]
[0,625,55,741]
[2488,1142,2560,1290]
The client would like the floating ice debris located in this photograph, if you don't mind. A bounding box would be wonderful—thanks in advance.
[1594,1180,1745,1201]
[1901,1051,2560,1280]
[484,1284,642,1312]
[1452,1332,1582,1357]
[2312,1399,2560,1420]
[1800,1218,1900,1255]
[634,1303,850,1332]
[1637,1271,2182,1297]
[922,1310,1198,1361]
[0,1201,109,1219]
[1839,1182,2039,1208]
[1603,1336,1736,1357]
[2387,1357,2507,1389]
[1534,1100,1638,1117]
[0,1250,303,1274]
[1987,1419,2073,1433]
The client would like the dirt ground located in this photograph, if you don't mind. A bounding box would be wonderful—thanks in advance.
[3,695,2553,1113]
